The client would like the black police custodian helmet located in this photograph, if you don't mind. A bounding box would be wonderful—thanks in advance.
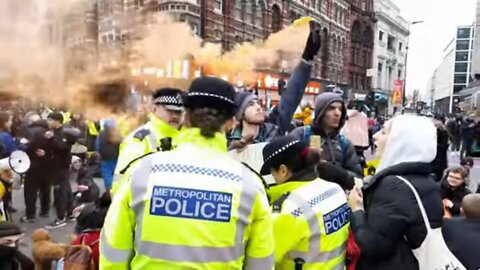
[260,136,307,175]
[184,77,237,117]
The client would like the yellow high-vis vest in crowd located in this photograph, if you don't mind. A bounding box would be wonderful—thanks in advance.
[268,179,350,270]
[111,114,180,194]
[100,128,275,269]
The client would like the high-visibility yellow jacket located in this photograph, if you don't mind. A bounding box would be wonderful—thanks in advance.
[268,178,349,270]
[100,128,275,270]
[111,115,180,194]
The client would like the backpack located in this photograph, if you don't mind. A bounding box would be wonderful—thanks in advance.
[62,233,99,270]
[303,125,348,159]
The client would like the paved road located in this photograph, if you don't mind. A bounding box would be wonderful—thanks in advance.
[10,154,480,258]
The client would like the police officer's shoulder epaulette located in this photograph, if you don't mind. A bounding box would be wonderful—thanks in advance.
[241,162,269,192]
[133,129,150,141]
[119,152,155,175]
[272,192,291,214]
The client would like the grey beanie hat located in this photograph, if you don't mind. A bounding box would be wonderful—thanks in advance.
[234,92,258,121]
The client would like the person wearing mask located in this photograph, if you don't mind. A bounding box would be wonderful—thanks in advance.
[440,166,471,218]
[290,92,363,189]
[45,112,79,229]
[97,121,121,190]
[112,88,185,194]
[0,222,34,270]
[442,194,480,270]
[100,77,274,269]
[347,114,443,270]
[20,116,51,223]
[260,136,349,269]
[228,30,321,149]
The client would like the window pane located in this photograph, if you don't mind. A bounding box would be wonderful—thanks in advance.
[457,28,471,39]
[454,74,467,84]
[456,40,469,51]
[453,85,464,93]
[456,51,469,62]
[455,63,468,73]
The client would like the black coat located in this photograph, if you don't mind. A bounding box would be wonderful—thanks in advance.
[24,120,50,170]
[440,178,471,216]
[443,218,480,270]
[351,162,443,270]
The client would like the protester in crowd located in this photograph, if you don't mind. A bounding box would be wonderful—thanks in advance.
[97,121,121,190]
[290,92,363,190]
[0,111,19,214]
[431,118,450,182]
[260,136,348,269]
[441,166,471,218]
[446,115,462,153]
[347,114,443,270]
[67,112,88,145]
[228,30,320,149]
[45,112,79,229]
[21,117,51,223]
[460,116,476,158]
[70,155,100,205]
[460,156,477,193]
[15,111,41,142]
[0,222,34,270]
[442,194,480,270]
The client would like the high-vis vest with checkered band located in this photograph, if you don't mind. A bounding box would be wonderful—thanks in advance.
[268,179,349,270]
[100,128,275,270]
[111,115,180,194]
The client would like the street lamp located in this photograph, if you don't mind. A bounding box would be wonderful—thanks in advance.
[403,20,424,107]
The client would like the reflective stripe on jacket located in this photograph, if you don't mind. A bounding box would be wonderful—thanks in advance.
[100,128,274,269]
[268,179,349,270]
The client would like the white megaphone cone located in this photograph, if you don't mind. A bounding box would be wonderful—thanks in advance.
[0,151,31,174]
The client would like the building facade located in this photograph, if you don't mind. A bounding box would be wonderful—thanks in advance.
[371,0,408,113]
[430,25,474,114]
[348,0,375,96]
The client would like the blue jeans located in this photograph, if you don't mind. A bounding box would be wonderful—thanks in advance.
[101,160,117,190]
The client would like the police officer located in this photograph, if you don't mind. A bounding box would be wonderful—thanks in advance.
[112,88,184,194]
[100,77,275,269]
[260,136,349,270]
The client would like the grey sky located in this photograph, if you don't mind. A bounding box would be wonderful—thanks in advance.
[394,0,476,98]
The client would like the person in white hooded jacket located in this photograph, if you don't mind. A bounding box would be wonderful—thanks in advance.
[347,114,443,270]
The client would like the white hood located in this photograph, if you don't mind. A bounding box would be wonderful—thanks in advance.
[376,115,437,173]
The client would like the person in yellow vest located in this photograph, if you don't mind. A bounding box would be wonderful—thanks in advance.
[260,136,349,270]
[111,88,185,194]
[100,77,274,269]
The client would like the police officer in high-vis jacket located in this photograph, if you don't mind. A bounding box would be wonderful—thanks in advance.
[100,77,275,270]
[260,136,349,270]
[112,88,184,194]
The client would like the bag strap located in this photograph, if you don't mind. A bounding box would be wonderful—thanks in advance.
[396,176,432,233]
[303,125,312,142]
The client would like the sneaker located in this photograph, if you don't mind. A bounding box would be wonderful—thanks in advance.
[39,213,49,218]
[45,218,66,229]
[66,215,76,223]
[20,216,36,223]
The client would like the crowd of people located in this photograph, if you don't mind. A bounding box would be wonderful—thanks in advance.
[0,27,479,270]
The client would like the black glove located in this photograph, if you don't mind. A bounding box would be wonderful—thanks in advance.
[302,29,322,61]
[317,161,355,190]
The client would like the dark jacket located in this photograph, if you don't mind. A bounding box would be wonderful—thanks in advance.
[227,60,311,145]
[0,132,18,158]
[431,121,449,182]
[442,217,480,270]
[76,166,100,203]
[47,126,78,169]
[440,177,471,217]
[24,120,50,170]
[97,130,120,161]
[351,162,443,270]
[290,92,363,178]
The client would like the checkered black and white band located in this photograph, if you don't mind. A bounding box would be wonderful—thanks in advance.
[188,92,235,104]
[154,95,183,105]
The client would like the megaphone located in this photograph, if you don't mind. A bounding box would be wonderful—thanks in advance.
[0,151,31,174]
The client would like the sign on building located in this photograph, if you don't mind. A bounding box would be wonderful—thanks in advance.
[392,80,404,105]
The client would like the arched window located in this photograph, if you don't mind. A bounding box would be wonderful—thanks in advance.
[244,0,253,24]
[256,0,266,27]
[317,0,322,12]
[271,4,282,33]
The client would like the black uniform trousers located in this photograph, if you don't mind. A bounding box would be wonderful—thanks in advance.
[24,168,51,219]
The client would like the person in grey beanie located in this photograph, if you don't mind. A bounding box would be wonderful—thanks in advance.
[228,30,322,150]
